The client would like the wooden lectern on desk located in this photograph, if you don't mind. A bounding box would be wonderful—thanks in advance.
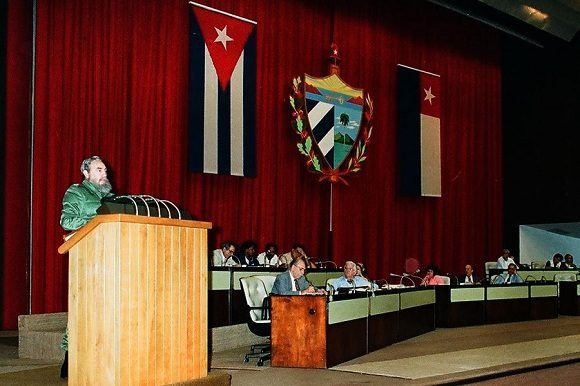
[270,295,327,368]
[58,214,211,385]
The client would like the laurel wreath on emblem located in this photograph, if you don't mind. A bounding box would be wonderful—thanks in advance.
[289,76,373,185]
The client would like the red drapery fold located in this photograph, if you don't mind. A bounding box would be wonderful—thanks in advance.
[3,0,502,326]
[3,0,33,329]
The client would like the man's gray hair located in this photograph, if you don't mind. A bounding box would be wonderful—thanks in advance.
[80,156,103,174]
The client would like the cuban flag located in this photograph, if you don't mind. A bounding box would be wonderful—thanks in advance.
[188,2,257,176]
[397,64,441,197]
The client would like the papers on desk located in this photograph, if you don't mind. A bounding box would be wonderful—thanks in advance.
[383,284,412,289]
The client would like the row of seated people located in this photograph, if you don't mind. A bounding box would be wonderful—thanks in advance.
[268,259,525,298]
[497,248,578,270]
[211,240,324,268]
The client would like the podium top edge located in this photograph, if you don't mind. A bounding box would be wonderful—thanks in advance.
[58,214,212,254]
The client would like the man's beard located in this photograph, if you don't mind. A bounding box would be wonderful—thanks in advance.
[89,179,112,194]
[99,179,113,194]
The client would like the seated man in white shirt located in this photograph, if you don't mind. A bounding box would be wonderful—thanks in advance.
[278,243,310,268]
[545,253,563,269]
[332,261,374,291]
[257,242,279,266]
[496,248,517,269]
[212,241,239,267]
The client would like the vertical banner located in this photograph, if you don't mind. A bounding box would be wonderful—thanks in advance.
[397,64,441,197]
[188,2,257,177]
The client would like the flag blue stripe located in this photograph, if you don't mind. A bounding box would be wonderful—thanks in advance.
[398,66,422,196]
[242,29,257,177]
[188,13,205,173]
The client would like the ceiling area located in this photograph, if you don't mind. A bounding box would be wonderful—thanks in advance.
[429,0,580,48]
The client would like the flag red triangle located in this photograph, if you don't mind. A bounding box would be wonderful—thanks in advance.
[191,5,255,90]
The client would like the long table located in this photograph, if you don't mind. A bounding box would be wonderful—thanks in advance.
[488,268,579,282]
[270,287,436,368]
[435,282,559,327]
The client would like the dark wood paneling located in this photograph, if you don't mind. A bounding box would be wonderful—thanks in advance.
[368,313,398,351]
[559,282,580,315]
[398,304,435,341]
[326,319,367,367]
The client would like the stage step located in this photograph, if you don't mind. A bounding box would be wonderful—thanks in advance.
[18,312,266,360]
[18,312,67,361]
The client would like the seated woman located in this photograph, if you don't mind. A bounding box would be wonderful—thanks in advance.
[236,240,260,266]
[421,264,446,285]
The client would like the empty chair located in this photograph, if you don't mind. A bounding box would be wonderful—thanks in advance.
[438,275,451,285]
[484,261,498,281]
[239,276,271,366]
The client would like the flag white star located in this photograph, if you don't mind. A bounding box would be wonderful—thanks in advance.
[214,25,233,50]
[424,86,436,105]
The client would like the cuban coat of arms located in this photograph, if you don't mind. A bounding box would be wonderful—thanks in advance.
[290,44,373,184]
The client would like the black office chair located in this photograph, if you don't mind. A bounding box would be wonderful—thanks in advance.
[239,276,271,366]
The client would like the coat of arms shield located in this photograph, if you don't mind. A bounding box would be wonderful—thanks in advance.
[290,45,373,184]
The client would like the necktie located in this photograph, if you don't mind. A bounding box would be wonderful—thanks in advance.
[468,276,472,283]
[294,279,300,292]
[506,275,511,283]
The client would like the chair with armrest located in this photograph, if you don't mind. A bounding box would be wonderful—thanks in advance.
[485,261,498,280]
[239,276,271,366]
[439,275,451,285]
[253,275,276,294]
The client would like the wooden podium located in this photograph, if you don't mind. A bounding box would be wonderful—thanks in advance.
[58,214,211,385]
[270,295,327,368]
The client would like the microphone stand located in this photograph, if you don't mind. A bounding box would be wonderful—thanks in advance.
[525,275,537,282]
[403,272,423,286]
[327,283,335,302]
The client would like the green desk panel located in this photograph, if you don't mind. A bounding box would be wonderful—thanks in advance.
[209,271,231,290]
[400,289,435,310]
[450,287,485,303]
[328,297,369,325]
[369,293,399,315]
[487,286,528,300]
[530,284,558,298]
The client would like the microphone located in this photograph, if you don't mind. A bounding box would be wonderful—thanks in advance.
[403,272,423,284]
[540,275,547,283]
[375,278,389,290]
[327,283,335,301]
[446,273,459,285]
[390,273,406,286]
[525,275,537,282]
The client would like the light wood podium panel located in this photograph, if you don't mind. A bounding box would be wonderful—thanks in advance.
[59,214,211,385]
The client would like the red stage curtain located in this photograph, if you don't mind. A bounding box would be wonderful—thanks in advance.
[2,0,33,329]
[2,0,502,325]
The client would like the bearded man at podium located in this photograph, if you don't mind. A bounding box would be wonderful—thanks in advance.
[58,155,114,378]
